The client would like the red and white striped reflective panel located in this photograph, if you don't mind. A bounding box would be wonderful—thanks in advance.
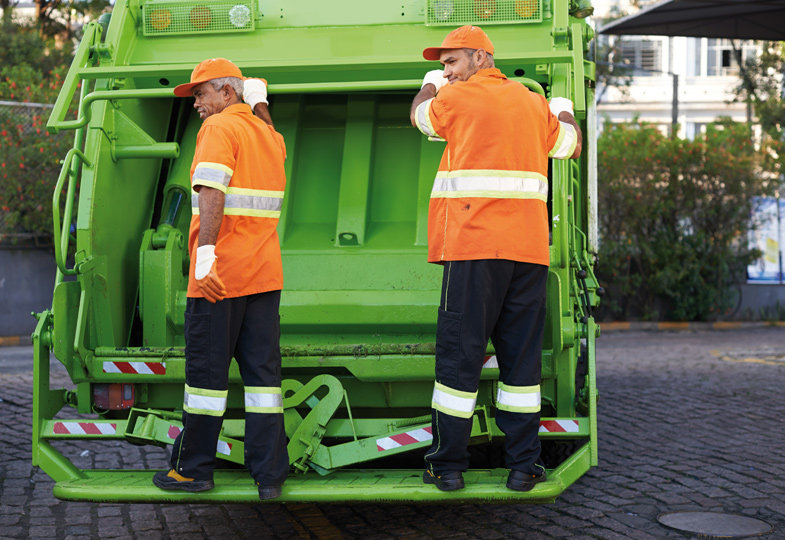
[102,361,166,375]
[53,421,117,435]
[539,419,580,433]
[165,425,232,455]
[376,426,433,452]
[483,355,498,369]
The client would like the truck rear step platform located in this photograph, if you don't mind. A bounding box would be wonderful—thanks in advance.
[54,463,582,504]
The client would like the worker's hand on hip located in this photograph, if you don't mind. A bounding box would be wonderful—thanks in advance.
[421,70,449,93]
[194,245,227,303]
[548,96,574,117]
[243,78,268,108]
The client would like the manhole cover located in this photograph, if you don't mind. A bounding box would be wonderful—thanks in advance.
[658,511,772,538]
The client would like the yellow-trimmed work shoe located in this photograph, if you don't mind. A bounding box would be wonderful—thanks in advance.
[153,469,214,492]
[422,469,464,491]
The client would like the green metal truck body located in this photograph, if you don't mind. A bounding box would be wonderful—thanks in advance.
[33,0,601,502]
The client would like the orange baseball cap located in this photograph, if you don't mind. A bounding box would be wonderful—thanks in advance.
[174,58,243,97]
[422,25,495,61]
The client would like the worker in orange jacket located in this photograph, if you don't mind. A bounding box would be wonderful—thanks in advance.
[410,26,582,492]
[152,58,289,500]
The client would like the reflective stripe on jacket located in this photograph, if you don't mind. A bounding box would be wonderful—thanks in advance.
[417,68,578,265]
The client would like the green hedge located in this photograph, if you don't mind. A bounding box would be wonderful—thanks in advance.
[596,120,774,321]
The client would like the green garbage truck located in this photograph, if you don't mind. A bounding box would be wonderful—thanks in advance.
[32,0,601,502]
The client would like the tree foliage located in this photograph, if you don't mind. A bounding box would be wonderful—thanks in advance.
[0,16,76,243]
[730,41,785,182]
[596,120,774,321]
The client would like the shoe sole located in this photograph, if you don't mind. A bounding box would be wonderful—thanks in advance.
[153,474,214,492]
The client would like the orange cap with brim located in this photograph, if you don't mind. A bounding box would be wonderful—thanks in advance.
[173,58,243,97]
[422,25,495,61]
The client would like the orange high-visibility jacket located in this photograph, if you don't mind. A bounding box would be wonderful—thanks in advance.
[414,68,577,265]
[187,103,287,298]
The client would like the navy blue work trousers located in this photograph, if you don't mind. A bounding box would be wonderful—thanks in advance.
[424,259,547,475]
[170,291,289,486]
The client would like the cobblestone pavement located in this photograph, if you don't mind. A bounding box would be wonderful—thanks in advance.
[1,327,784,539]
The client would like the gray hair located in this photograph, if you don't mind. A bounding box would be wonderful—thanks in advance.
[209,76,243,99]
[463,48,495,67]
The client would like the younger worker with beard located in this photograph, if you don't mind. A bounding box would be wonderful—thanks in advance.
[410,26,582,492]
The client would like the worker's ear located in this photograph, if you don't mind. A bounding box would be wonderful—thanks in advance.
[221,84,233,100]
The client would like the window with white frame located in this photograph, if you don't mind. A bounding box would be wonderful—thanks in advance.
[616,38,663,75]
[706,39,757,76]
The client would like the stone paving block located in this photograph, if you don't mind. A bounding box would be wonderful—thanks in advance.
[27,526,57,537]
[559,505,605,520]
[0,515,22,527]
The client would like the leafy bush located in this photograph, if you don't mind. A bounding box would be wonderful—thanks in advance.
[0,103,73,243]
[596,120,774,321]
[0,19,76,244]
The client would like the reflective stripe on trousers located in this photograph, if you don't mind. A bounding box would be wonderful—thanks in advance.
[496,382,541,413]
[244,386,283,413]
[431,381,477,419]
[183,384,227,416]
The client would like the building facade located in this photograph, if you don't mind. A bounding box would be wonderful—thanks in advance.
[594,0,755,139]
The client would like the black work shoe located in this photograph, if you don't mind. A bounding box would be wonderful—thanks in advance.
[423,469,465,491]
[257,484,283,501]
[153,469,214,492]
[506,465,547,492]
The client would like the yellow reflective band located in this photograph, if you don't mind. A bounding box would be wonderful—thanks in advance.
[196,161,234,176]
[415,98,440,139]
[496,382,541,413]
[549,122,578,159]
[226,187,285,198]
[431,169,548,201]
[223,208,281,218]
[431,381,477,419]
[244,386,283,413]
[191,188,283,218]
[183,384,228,417]
[192,162,233,190]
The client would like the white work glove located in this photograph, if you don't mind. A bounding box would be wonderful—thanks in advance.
[243,78,268,108]
[421,70,449,93]
[194,245,226,303]
[549,97,574,117]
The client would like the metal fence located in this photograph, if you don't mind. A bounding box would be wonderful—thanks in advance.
[0,100,60,248]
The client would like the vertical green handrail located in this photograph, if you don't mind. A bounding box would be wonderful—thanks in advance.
[47,21,100,134]
[52,147,91,276]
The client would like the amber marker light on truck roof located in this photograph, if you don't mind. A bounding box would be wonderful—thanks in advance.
[149,8,172,30]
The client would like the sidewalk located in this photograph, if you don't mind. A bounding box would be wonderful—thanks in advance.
[600,320,785,332]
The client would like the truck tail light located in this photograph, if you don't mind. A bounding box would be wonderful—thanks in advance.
[149,8,172,31]
[93,383,135,410]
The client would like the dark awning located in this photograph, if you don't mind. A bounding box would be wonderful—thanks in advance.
[599,0,785,41]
